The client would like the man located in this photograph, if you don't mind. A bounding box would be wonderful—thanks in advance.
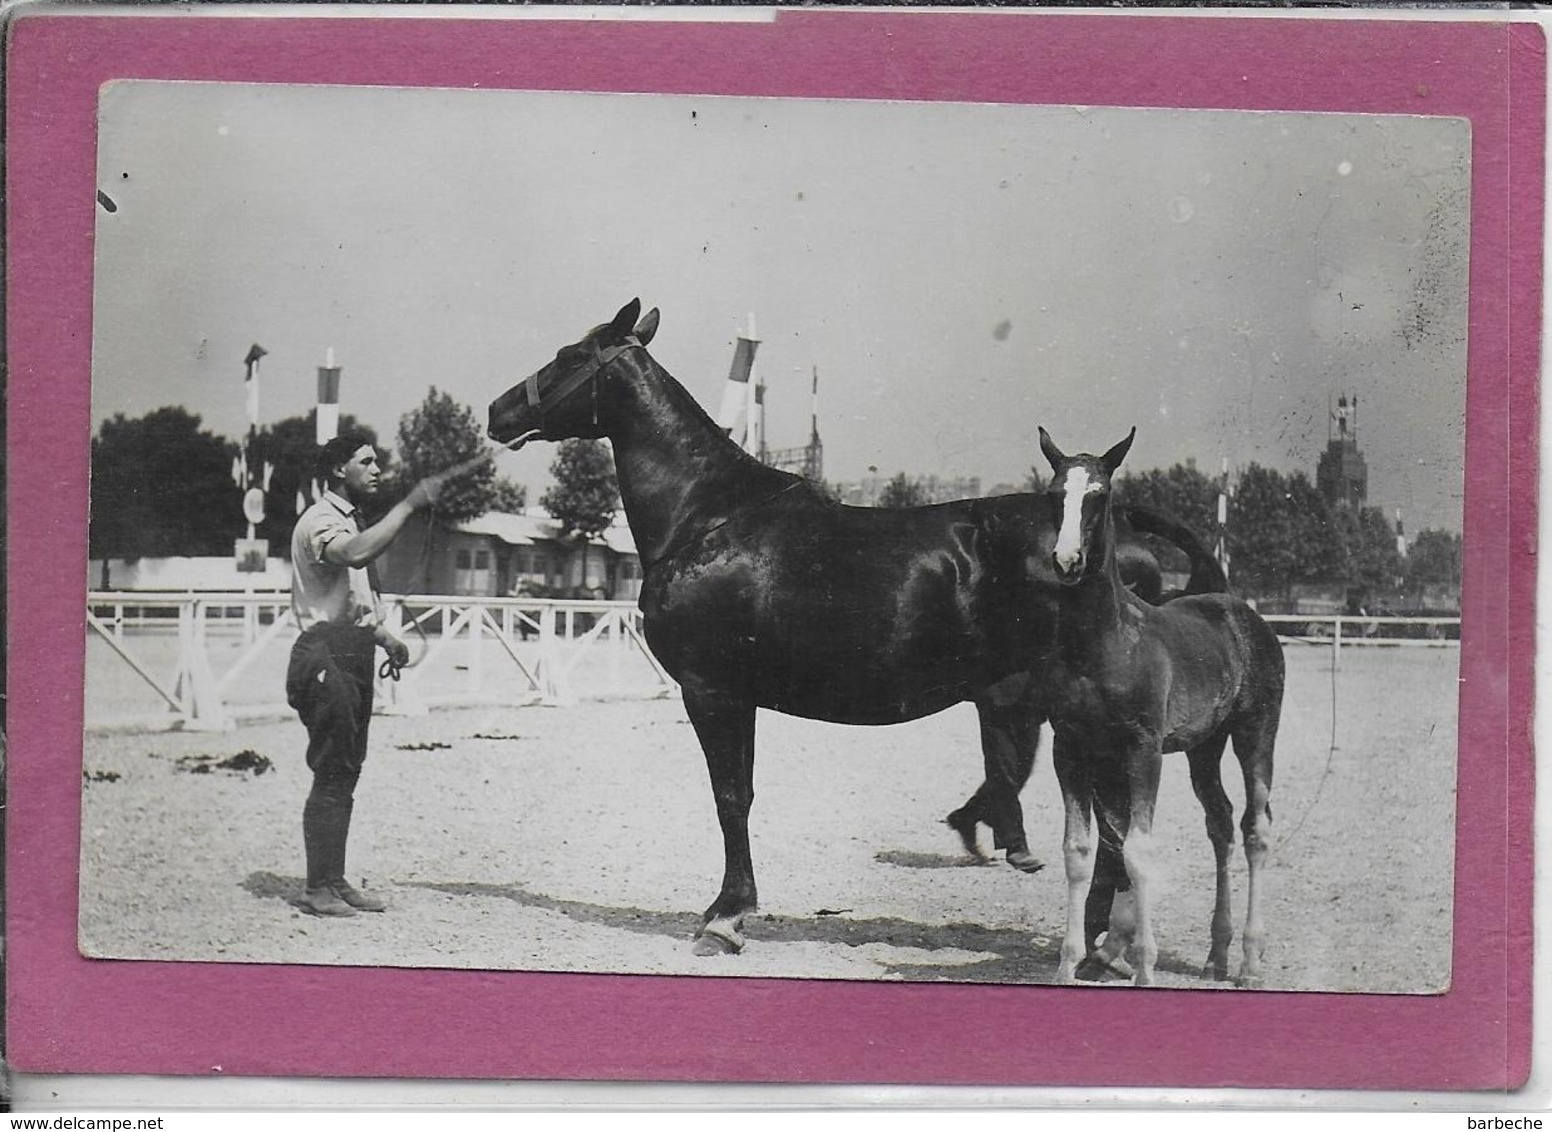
[286,433,454,917]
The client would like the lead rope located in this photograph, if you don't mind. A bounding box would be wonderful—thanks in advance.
[1273,642,1339,856]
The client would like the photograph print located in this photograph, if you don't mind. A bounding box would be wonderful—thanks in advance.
[80,80,1469,995]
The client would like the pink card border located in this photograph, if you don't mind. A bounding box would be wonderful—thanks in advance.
[5,10,1539,1090]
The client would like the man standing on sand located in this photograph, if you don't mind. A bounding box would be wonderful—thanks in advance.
[286,433,460,917]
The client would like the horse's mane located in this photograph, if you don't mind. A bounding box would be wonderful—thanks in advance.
[640,349,811,486]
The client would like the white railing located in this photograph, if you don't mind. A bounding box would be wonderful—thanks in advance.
[86,596,1461,732]
[85,591,677,732]
[1261,613,1461,667]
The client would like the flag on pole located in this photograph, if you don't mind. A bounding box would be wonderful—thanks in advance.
[717,315,759,444]
[243,344,267,430]
[316,346,342,445]
[1216,456,1231,582]
[752,380,766,457]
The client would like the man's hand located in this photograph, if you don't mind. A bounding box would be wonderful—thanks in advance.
[379,633,410,670]
[406,452,490,511]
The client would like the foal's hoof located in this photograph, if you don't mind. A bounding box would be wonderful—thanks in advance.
[1074,953,1135,983]
[1234,971,1265,990]
[692,924,746,956]
[1005,848,1044,874]
[944,811,988,861]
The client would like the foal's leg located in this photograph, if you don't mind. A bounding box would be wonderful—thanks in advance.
[1051,736,1095,983]
[1232,709,1279,988]
[1119,743,1165,987]
[1077,783,1132,981]
[1186,730,1236,981]
[681,683,759,956]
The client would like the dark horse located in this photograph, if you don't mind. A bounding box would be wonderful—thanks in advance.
[1037,427,1284,987]
[489,299,1224,956]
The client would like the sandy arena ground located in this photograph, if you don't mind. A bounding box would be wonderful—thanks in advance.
[78,645,1458,994]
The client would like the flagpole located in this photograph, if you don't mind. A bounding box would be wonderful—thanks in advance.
[242,344,267,540]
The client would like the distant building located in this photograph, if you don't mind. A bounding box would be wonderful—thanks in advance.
[833,474,983,507]
[375,510,642,601]
[1317,393,1368,510]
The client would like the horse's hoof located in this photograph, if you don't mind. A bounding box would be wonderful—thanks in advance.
[1202,960,1232,982]
[692,925,745,956]
[1005,849,1045,873]
[1234,971,1265,990]
[1075,953,1134,983]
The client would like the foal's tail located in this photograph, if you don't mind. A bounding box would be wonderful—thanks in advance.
[1121,505,1229,596]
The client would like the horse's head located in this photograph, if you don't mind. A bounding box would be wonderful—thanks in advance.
[488,298,661,450]
[1039,426,1136,584]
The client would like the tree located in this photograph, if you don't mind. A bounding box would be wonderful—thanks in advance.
[1284,472,1344,584]
[246,411,381,555]
[1405,528,1462,593]
[1116,462,1221,574]
[1226,464,1301,600]
[877,473,927,509]
[90,407,244,559]
[488,475,528,514]
[391,387,498,524]
[1332,505,1404,595]
[1116,463,1220,542]
[387,388,501,593]
[540,438,620,596]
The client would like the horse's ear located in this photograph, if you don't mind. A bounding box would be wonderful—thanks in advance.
[1101,427,1137,475]
[634,307,660,346]
[609,298,642,339]
[1038,426,1066,473]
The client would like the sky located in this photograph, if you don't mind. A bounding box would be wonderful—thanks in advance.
[91,82,1471,532]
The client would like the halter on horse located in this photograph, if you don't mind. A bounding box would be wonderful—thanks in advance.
[1038,427,1284,987]
[488,299,1227,960]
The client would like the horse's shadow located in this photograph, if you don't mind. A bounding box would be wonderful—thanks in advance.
[241,867,1204,985]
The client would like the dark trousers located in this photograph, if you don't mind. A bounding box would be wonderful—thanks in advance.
[287,623,377,889]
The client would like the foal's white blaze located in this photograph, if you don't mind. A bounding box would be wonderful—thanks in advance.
[1054,466,1097,572]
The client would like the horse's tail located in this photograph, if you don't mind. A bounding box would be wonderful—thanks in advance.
[1121,505,1229,596]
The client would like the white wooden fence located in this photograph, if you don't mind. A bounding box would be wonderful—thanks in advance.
[1261,614,1461,669]
[85,591,676,732]
[85,595,1460,733]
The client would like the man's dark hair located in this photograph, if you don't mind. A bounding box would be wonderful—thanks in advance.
[317,432,375,485]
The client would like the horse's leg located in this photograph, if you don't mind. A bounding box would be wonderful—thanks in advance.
[1051,735,1095,983]
[681,683,758,956]
[1231,709,1278,988]
[1118,742,1165,987]
[960,679,1044,872]
[1077,783,1133,982]
[1186,730,1236,981]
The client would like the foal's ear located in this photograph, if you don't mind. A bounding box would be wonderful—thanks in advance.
[1101,426,1137,475]
[609,298,643,339]
[634,307,660,346]
[1038,426,1067,473]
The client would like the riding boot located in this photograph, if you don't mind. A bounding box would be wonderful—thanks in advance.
[301,776,359,917]
[328,794,387,912]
